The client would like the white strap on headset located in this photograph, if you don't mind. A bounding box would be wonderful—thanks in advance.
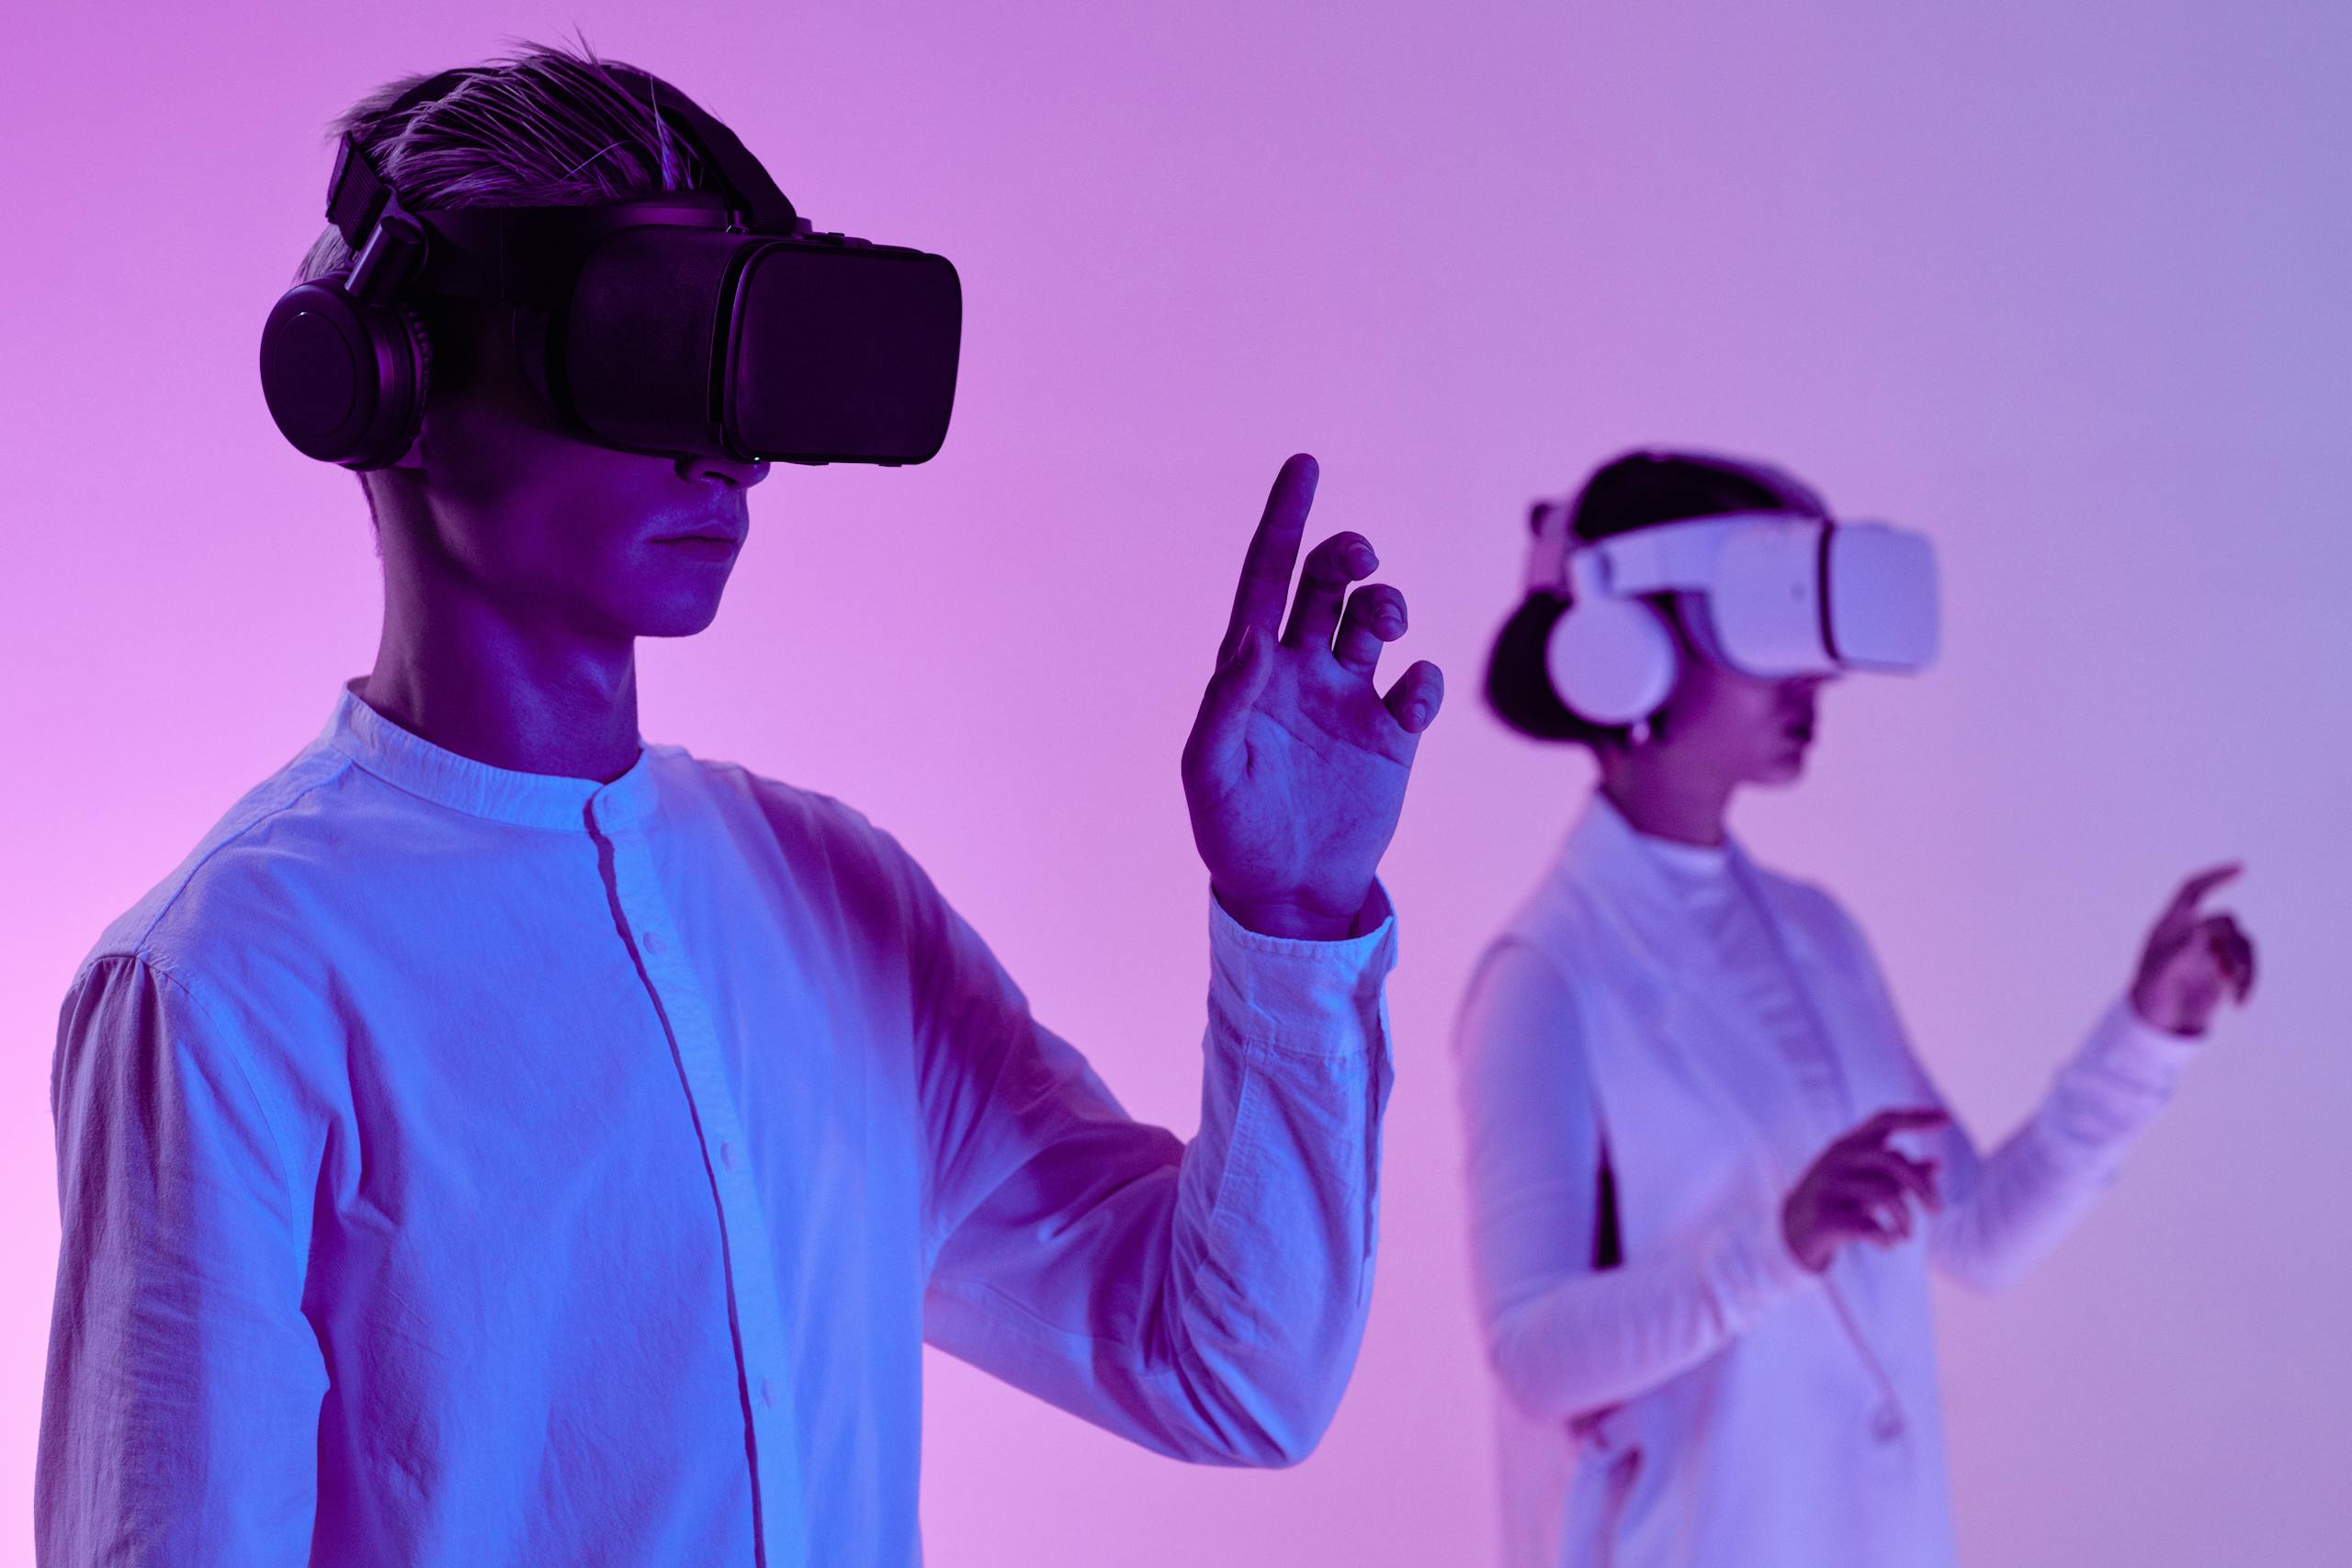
[1529,511,1818,599]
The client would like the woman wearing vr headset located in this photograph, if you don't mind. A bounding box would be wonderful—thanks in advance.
[1453,449,2255,1568]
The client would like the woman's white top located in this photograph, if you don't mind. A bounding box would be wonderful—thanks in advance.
[1453,792,2199,1568]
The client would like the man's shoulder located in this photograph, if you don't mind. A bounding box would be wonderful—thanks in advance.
[77,741,360,994]
[657,752,960,961]
[661,750,917,878]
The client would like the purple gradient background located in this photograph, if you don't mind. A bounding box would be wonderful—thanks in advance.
[6,3,2347,1562]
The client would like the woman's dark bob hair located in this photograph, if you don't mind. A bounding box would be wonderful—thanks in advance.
[1485,449,1826,747]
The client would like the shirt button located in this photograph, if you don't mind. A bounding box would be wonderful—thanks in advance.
[759,1377,777,1409]
[640,931,665,956]
[1871,1404,1905,1443]
[719,1141,737,1169]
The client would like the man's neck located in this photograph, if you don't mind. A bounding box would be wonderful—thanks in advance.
[363,577,643,784]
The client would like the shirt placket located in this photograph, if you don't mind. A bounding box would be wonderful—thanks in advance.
[591,802,806,1565]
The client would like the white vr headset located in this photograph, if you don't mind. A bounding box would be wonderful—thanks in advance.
[1525,502,1941,727]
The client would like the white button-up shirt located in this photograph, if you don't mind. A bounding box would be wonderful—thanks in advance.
[39,686,1398,1566]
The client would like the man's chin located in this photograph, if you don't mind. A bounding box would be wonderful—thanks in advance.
[627,588,732,639]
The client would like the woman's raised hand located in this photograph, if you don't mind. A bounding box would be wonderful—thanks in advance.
[2129,865,2256,1038]
[1781,1108,1949,1274]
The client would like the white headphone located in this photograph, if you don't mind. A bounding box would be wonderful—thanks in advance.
[1526,501,1681,727]
[1525,500,1940,728]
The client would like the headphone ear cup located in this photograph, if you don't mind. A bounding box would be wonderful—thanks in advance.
[374,305,430,469]
[1544,594,1679,727]
[258,277,429,470]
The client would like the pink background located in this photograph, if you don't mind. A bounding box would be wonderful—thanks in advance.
[5,2,2346,1562]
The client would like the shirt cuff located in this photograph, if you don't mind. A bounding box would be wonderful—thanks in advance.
[2086,993,2205,1089]
[1206,880,1398,1058]
[1708,1203,1814,1330]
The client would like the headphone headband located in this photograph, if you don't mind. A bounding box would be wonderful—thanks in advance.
[325,69,473,247]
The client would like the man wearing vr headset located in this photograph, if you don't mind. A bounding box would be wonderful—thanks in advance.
[1453,450,2256,1568]
[37,45,1442,1566]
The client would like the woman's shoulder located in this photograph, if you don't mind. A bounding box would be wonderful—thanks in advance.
[1493,851,1612,956]
[1466,873,1649,1039]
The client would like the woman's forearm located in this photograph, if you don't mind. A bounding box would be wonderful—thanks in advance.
[1932,996,2200,1292]
[1483,1203,1808,1423]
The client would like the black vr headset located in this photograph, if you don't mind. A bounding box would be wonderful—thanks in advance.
[260,64,962,471]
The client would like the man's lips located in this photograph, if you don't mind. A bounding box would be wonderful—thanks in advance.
[651,529,744,561]
[652,524,745,547]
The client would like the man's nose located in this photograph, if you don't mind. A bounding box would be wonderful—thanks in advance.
[677,453,772,490]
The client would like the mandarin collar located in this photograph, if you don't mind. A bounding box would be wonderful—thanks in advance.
[322,681,660,831]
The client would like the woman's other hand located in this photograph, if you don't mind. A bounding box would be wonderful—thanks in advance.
[1781,1108,1949,1273]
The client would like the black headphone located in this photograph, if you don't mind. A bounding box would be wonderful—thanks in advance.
[257,64,797,471]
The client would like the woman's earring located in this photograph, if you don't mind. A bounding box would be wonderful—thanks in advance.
[1629,716,1654,746]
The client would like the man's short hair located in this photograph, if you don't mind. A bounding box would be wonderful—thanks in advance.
[294,39,708,287]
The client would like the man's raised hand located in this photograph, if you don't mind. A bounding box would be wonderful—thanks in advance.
[1181,455,1443,941]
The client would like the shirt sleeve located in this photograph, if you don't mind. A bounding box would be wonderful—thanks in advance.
[38,953,325,1565]
[1453,940,1810,1427]
[1815,898,2203,1293]
[910,857,1397,1469]
[1924,996,2202,1292]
